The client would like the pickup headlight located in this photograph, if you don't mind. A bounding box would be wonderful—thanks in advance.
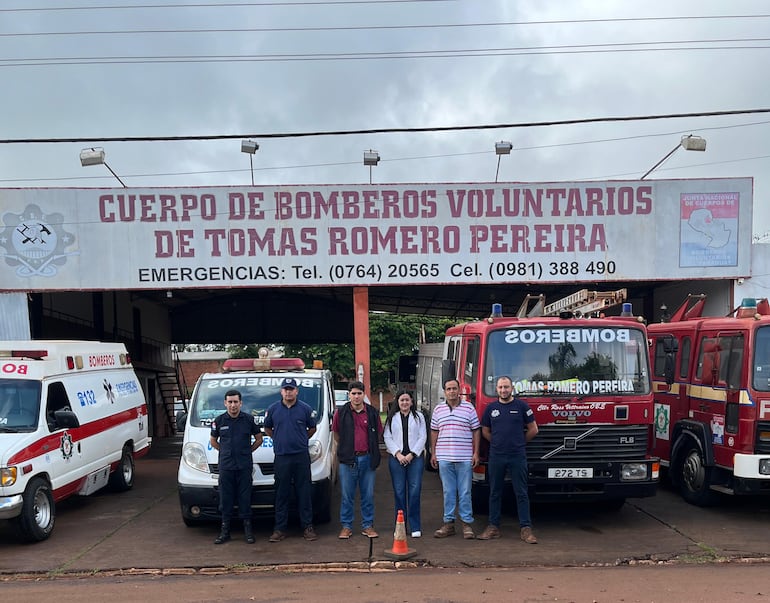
[1,467,17,487]
[182,442,210,473]
[308,439,323,463]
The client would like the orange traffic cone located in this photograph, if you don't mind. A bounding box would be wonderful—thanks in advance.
[384,509,417,560]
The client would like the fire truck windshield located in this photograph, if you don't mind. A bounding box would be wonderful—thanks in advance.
[484,326,650,397]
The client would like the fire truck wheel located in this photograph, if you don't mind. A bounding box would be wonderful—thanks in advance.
[678,442,716,507]
[14,477,55,542]
[108,446,135,492]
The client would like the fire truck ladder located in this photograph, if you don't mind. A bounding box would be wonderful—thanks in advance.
[516,288,628,318]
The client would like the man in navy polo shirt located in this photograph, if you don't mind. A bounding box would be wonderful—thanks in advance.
[263,377,318,542]
[477,375,539,544]
[210,389,263,545]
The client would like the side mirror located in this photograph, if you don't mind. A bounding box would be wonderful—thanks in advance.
[175,410,187,432]
[54,409,80,429]
[441,359,456,386]
[661,335,679,386]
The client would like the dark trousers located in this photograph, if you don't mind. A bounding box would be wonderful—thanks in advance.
[487,453,531,528]
[273,451,313,531]
[218,466,253,522]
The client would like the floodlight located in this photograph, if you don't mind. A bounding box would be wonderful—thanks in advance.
[640,134,708,180]
[241,140,259,154]
[494,141,513,182]
[79,147,126,187]
[80,148,105,166]
[681,135,706,152]
[363,150,380,166]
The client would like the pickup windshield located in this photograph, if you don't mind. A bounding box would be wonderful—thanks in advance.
[189,375,323,427]
[484,325,651,397]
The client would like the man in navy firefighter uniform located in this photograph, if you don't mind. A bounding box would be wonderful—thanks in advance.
[210,389,263,544]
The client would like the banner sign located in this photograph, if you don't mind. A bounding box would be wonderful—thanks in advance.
[0,178,753,290]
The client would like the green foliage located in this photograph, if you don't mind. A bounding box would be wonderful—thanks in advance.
[282,343,354,386]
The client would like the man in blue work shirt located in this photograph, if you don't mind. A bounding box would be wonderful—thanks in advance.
[263,377,318,542]
[210,389,263,545]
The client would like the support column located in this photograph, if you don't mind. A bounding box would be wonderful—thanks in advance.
[352,286,372,402]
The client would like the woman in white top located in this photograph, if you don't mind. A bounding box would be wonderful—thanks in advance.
[383,390,427,538]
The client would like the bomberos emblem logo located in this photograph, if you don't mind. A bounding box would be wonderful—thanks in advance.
[60,433,74,460]
[0,203,78,277]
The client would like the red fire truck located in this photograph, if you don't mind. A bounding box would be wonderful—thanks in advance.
[649,294,770,505]
[419,289,659,508]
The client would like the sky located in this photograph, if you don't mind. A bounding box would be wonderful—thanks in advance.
[1,0,769,236]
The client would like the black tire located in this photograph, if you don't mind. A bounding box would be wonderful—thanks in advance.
[13,476,55,542]
[677,442,716,506]
[108,446,135,492]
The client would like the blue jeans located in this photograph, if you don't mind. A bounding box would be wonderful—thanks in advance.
[387,454,424,533]
[339,454,376,529]
[487,454,531,528]
[437,460,474,524]
[273,452,313,531]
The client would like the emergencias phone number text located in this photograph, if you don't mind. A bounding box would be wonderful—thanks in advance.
[488,260,617,280]
[327,260,616,282]
[329,263,441,282]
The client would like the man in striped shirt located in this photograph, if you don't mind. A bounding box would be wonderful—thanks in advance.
[429,378,480,539]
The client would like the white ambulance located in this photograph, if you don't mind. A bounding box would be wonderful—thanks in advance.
[177,356,336,526]
[0,341,151,542]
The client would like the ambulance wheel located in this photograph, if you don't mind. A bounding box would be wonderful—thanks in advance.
[14,477,55,542]
[109,446,135,492]
[678,442,716,507]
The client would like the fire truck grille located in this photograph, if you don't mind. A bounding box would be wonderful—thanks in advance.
[755,422,770,454]
[208,463,275,475]
[527,425,649,462]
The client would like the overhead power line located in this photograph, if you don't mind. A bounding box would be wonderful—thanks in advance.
[2,38,769,68]
[2,108,769,145]
[2,14,769,37]
[0,0,448,12]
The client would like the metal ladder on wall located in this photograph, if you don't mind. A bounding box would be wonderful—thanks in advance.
[157,348,188,435]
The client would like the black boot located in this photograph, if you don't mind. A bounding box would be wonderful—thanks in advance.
[243,519,255,544]
[214,521,230,545]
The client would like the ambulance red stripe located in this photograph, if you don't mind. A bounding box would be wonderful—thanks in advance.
[7,404,149,465]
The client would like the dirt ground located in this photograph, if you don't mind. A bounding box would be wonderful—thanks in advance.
[2,564,770,602]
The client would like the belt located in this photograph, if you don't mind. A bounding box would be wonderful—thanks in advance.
[354,451,369,456]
